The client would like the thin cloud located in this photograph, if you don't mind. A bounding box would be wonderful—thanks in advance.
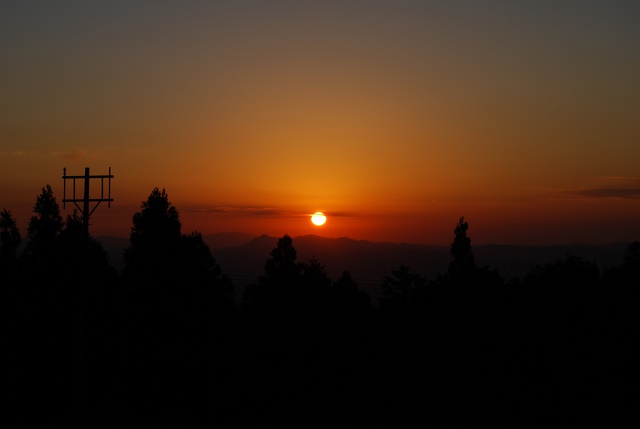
[571,187,640,199]
[186,206,358,217]
[603,176,638,183]
[2,148,90,161]
[560,177,640,200]
[318,211,355,217]
[245,208,288,216]
[55,149,87,162]
[186,206,289,216]
[1,150,33,157]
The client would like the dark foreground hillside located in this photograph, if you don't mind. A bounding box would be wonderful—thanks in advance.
[8,239,638,428]
[3,190,637,428]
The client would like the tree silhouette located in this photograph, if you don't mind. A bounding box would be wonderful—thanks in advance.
[118,188,237,418]
[58,209,84,251]
[122,186,233,302]
[14,186,94,426]
[523,253,600,306]
[379,265,426,312]
[122,187,182,290]
[178,230,234,313]
[58,209,117,283]
[331,270,371,313]
[448,216,475,275]
[3,207,24,401]
[244,234,303,311]
[301,256,331,290]
[21,185,63,276]
[261,234,302,286]
[299,256,333,323]
[601,241,639,426]
[0,208,21,281]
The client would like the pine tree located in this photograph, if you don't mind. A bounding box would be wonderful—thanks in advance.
[22,185,64,277]
[448,216,476,275]
[0,209,22,281]
[122,188,182,290]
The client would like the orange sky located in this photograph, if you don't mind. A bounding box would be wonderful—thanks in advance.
[2,1,639,245]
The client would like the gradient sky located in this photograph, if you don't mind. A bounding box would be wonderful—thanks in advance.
[2,0,639,245]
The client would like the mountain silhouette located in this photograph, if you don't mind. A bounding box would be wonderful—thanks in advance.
[97,233,630,304]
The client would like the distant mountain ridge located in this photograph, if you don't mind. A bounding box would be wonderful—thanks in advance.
[96,233,633,301]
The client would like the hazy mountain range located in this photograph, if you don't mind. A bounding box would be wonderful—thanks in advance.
[97,233,632,301]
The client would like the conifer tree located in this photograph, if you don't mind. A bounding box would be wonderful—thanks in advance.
[0,209,22,281]
[22,185,63,276]
[448,216,476,275]
[122,188,182,289]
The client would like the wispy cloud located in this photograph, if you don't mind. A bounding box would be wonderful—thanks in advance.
[568,176,640,199]
[187,206,289,216]
[570,187,640,199]
[185,206,357,217]
[2,148,90,161]
[320,211,354,217]
[603,176,638,182]
[0,150,35,157]
[55,149,87,162]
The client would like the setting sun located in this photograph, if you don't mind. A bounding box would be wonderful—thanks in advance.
[311,212,327,226]
[1,2,638,246]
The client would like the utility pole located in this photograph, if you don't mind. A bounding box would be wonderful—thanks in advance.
[62,167,114,427]
[62,167,114,243]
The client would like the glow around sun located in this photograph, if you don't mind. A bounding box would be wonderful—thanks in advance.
[311,212,327,226]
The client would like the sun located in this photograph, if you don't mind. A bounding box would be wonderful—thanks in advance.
[311,211,327,226]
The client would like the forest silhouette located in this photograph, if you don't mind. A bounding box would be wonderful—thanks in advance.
[3,185,638,428]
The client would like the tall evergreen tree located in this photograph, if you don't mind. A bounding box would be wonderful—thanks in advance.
[122,187,232,302]
[22,185,64,277]
[179,230,234,311]
[448,216,476,275]
[244,234,303,312]
[58,209,117,285]
[261,234,301,286]
[0,209,22,281]
[120,188,234,402]
[122,188,182,290]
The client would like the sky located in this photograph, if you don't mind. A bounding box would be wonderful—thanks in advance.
[1,0,639,245]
